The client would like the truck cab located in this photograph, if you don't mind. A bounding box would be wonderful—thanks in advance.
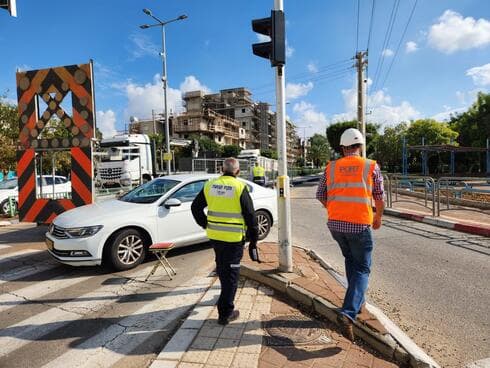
[96,134,153,187]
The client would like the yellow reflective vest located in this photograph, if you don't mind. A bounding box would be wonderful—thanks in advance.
[253,166,265,177]
[203,176,246,242]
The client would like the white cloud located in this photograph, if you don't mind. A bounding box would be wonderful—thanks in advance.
[405,41,418,53]
[431,107,466,122]
[286,82,313,100]
[123,74,183,120]
[292,101,328,136]
[118,74,210,122]
[381,49,394,57]
[179,75,211,94]
[128,33,159,59]
[286,41,294,58]
[307,62,318,73]
[428,10,490,53]
[256,34,270,42]
[466,63,490,86]
[331,79,420,126]
[16,64,32,72]
[96,110,118,138]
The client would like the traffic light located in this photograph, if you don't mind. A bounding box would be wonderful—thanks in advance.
[251,10,285,67]
[0,0,17,17]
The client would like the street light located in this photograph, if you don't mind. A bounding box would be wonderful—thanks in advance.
[140,8,188,175]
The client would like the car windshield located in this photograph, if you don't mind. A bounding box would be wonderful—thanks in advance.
[0,179,17,190]
[118,179,180,204]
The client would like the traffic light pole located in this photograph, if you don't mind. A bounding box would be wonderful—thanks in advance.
[274,0,292,273]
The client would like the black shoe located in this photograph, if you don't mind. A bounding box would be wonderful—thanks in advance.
[218,310,240,326]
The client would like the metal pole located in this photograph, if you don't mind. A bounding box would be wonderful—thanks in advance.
[275,0,292,273]
[162,25,171,175]
[450,138,455,176]
[402,137,407,175]
[152,109,156,135]
[356,51,366,158]
[486,138,489,176]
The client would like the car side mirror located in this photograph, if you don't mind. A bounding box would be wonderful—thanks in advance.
[164,198,182,209]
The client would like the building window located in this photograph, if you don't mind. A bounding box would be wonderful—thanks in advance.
[242,122,246,127]
[242,108,246,113]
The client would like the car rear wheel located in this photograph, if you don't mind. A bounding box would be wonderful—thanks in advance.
[256,210,272,240]
[107,228,147,271]
[0,199,16,216]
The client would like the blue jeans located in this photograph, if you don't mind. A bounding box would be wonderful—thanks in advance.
[330,228,374,321]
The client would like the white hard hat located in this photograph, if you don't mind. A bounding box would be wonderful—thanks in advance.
[340,128,364,146]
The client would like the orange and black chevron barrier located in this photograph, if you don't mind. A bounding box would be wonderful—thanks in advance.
[16,62,95,224]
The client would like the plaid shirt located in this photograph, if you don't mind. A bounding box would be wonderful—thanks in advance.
[316,153,384,233]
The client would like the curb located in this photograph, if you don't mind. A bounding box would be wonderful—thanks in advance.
[242,246,440,368]
[384,208,490,237]
[0,219,18,227]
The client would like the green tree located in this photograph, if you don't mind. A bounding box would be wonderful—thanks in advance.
[260,149,278,159]
[326,120,379,156]
[222,144,241,158]
[0,97,19,171]
[307,133,330,167]
[405,119,458,146]
[372,122,408,172]
[449,92,490,148]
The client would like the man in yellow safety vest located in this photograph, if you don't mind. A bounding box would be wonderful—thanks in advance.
[252,162,266,186]
[191,157,259,325]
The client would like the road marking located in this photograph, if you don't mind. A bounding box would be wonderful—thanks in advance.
[0,262,56,285]
[0,244,12,249]
[0,273,96,313]
[0,249,43,266]
[40,274,214,368]
[0,264,160,357]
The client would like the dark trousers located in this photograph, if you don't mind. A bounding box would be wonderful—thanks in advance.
[212,240,244,319]
[253,176,266,186]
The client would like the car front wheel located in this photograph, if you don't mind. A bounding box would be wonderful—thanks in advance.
[256,210,272,240]
[107,228,147,271]
[0,199,16,216]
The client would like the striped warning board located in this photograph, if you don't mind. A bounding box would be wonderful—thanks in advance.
[16,62,95,224]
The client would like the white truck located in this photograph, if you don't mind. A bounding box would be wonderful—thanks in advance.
[96,134,154,187]
[237,149,278,183]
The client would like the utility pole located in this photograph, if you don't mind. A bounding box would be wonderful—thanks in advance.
[356,51,367,158]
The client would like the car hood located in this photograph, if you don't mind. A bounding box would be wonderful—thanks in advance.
[0,189,17,201]
[53,199,154,228]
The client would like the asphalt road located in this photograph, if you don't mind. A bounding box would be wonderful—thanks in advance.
[0,223,216,368]
[287,183,490,368]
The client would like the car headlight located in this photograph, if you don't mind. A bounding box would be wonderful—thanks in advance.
[65,225,103,238]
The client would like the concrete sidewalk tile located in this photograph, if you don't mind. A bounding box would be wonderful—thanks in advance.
[237,339,262,355]
[259,347,290,367]
[372,357,400,368]
[150,360,179,368]
[257,286,274,296]
[178,363,203,368]
[181,306,215,329]
[220,326,245,339]
[191,336,217,350]
[345,346,375,366]
[232,352,260,368]
[182,350,211,364]
[240,333,263,346]
[199,326,224,338]
[206,351,235,366]
[157,328,200,361]
[214,338,240,353]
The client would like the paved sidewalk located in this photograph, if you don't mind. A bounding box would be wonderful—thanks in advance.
[151,277,399,368]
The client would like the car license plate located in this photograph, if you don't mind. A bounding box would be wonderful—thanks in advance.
[45,238,54,251]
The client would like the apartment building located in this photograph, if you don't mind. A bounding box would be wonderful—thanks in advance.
[173,88,300,162]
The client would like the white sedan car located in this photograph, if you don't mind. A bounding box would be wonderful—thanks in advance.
[46,174,277,270]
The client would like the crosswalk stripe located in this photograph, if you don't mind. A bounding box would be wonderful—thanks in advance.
[41,273,214,368]
[0,249,43,266]
[0,273,95,313]
[0,263,160,357]
[0,262,56,286]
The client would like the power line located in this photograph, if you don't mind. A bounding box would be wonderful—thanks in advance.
[366,0,376,52]
[372,0,400,92]
[356,0,360,52]
[378,0,418,91]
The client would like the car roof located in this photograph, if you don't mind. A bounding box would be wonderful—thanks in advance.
[157,173,219,182]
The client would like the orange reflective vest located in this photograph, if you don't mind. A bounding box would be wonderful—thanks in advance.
[325,155,376,225]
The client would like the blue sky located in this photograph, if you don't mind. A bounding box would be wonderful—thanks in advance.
[1,0,489,138]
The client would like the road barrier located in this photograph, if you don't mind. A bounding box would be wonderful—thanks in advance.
[385,174,490,218]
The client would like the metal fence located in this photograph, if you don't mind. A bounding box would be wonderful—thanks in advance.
[385,174,490,218]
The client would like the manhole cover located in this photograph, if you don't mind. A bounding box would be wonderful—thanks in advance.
[264,314,331,346]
